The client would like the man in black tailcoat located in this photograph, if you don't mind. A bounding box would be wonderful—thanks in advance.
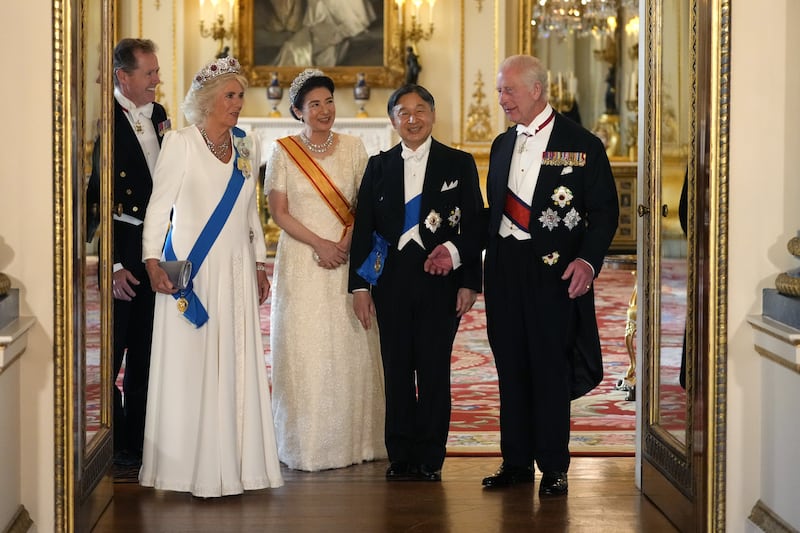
[349,84,484,482]
[86,38,169,467]
[481,55,619,496]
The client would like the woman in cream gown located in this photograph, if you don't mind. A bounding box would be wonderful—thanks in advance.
[140,57,283,497]
[266,69,386,471]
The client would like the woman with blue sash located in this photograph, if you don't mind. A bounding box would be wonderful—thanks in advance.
[140,57,283,497]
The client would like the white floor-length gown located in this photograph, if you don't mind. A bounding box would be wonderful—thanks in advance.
[140,126,283,497]
[265,133,386,471]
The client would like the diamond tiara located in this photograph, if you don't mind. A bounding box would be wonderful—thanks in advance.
[192,57,241,90]
[289,68,326,106]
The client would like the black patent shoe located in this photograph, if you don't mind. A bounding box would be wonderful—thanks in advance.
[481,463,534,488]
[386,461,413,481]
[538,472,568,496]
[415,465,442,482]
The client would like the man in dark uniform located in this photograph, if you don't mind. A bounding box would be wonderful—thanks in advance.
[86,38,169,467]
[349,85,484,482]
[481,55,619,496]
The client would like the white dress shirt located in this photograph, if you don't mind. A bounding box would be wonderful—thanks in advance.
[499,104,556,240]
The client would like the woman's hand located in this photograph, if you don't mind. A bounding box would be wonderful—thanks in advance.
[256,265,271,305]
[144,258,178,295]
[313,239,348,269]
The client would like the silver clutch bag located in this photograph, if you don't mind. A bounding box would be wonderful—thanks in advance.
[158,260,192,290]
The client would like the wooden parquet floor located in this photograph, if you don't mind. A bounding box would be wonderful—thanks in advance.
[92,456,678,533]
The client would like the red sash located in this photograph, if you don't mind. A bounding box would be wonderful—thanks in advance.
[504,189,531,233]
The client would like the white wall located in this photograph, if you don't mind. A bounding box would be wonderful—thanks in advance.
[728,0,800,530]
[0,1,56,531]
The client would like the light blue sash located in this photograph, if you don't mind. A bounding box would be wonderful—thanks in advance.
[164,126,248,327]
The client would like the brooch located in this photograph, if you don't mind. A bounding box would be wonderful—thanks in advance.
[448,207,461,227]
[538,208,561,231]
[562,208,582,230]
[551,186,573,208]
[234,135,254,179]
[424,209,442,233]
[542,252,560,266]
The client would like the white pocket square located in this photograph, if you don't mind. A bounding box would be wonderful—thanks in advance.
[441,180,458,192]
[560,166,573,176]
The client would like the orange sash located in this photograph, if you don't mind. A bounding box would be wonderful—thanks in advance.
[277,136,354,229]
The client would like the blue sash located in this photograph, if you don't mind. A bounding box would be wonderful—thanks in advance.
[402,193,422,234]
[356,231,389,286]
[164,126,248,327]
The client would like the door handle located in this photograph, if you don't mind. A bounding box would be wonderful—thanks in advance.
[637,204,650,217]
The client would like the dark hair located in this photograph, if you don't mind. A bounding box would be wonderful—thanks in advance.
[386,84,435,116]
[113,38,157,87]
[289,75,335,120]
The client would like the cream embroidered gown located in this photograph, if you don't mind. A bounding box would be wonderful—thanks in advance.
[140,126,283,497]
[265,133,386,471]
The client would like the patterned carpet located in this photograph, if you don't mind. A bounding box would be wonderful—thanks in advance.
[87,255,687,458]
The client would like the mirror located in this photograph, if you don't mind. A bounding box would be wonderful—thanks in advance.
[521,0,640,161]
[237,0,405,87]
[84,0,103,450]
[55,0,115,529]
[656,0,690,447]
[640,0,728,528]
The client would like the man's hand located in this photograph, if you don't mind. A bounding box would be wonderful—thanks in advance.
[352,291,376,330]
[562,259,594,299]
[455,288,477,317]
[112,268,140,301]
[424,244,453,276]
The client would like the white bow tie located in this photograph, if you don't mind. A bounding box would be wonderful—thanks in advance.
[516,124,535,137]
[401,145,428,161]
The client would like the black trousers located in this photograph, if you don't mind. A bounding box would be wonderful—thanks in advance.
[111,257,155,455]
[484,236,574,473]
[372,244,460,469]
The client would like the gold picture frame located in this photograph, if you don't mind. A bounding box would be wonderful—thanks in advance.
[237,0,405,88]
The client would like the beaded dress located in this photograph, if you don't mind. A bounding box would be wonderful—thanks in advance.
[265,133,386,471]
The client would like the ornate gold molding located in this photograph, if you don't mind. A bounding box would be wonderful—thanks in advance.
[465,70,492,143]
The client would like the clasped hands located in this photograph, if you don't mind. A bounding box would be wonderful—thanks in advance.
[313,238,349,270]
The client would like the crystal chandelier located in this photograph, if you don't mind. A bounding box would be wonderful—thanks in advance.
[532,0,639,40]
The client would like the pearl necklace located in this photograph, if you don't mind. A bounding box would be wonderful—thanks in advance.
[300,131,334,153]
[200,127,231,160]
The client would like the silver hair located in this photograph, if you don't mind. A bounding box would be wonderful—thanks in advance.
[181,72,248,125]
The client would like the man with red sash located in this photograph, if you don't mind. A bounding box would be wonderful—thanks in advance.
[349,85,484,482]
[481,55,619,496]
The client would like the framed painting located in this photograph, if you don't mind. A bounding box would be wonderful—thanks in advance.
[237,0,405,88]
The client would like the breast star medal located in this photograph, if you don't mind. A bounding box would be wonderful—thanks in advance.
[177,295,188,313]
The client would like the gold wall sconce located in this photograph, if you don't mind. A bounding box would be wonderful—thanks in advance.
[395,0,436,83]
[199,0,236,56]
